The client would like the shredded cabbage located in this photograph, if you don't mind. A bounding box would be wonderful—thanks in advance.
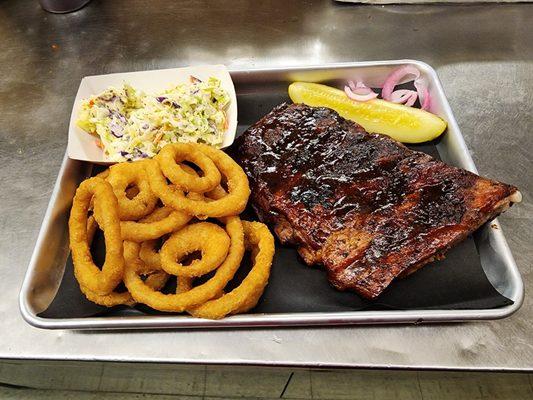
[76,77,230,161]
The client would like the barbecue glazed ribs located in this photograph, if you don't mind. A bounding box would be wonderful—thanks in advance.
[232,103,521,299]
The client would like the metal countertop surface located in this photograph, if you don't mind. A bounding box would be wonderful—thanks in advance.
[1,0,531,370]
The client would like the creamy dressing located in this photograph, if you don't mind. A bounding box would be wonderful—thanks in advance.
[77,77,230,161]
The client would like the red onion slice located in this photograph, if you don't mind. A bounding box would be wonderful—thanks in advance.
[344,80,378,102]
[414,78,431,110]
[389,89,418,107]
[381,66,420,100]
[381,65,431,110]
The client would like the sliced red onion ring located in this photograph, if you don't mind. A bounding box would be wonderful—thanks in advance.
[414,78,431,110]
[344,80,378,102]
[381,65,431,110]
[389,89,418,107]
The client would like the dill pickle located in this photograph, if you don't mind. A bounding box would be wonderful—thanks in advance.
[288,82,446,143]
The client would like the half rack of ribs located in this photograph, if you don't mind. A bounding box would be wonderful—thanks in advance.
[232,103,521,299]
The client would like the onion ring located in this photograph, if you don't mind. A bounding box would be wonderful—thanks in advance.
[126,185,140,199]
[120,204,192,242]
[69,177,124,295]
[79,284,134,307]
[147,144,250,218]
[184,221,275,319]
[70,143,273,315]
[160,222,230,277]
[79,216,169,306]
[156,143,221,193]
[124,241,170,285]
[139,238,163,272]
[88,169,111,210]
[120,187,204,242]
[123,216,245,312]
[79,271,175,307]
[95,169,110,180]
[77,216,134,306]
[107,161,158,221]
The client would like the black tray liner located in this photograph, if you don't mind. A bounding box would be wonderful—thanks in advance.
[40,93,513,319]
[40,229,512,319]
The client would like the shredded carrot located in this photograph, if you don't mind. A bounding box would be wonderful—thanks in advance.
[223,111,229,130]
[154,132,164,144]
[95,139,104,149]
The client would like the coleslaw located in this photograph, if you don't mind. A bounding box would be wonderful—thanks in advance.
[76,76,230,161]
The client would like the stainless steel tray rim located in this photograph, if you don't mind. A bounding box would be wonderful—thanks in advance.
[19,59,524,330]
[20,303,524,331]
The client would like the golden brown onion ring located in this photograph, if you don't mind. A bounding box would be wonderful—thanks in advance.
[160,222,230,278]
[157,143,221,193]
[69,177,124,295]
[77,216,134,306]
[139,239,161,273]
[147,144,250,218]
[126,241,171,292]
[120,204,192,242]
[95,169,110,180]
[125,185,140,199]
[107,161,158,221]
[79,269,170,308]
[123,216,244,312]
[184,221,275,319]
[78,217,169,307]
[79,284,135,307]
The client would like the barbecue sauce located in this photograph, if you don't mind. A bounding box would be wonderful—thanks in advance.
[231,103,516,298]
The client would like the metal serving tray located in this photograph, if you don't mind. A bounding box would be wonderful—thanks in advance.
[19,60,524,330]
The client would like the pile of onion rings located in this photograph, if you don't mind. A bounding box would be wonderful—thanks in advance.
[68,142,274,319]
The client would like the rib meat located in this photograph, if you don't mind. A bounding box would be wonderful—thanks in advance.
[231,103,521,299]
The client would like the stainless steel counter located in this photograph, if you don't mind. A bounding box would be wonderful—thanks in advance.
[1,0,531,370]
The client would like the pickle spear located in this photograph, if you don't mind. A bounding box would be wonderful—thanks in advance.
[288,82,446,143]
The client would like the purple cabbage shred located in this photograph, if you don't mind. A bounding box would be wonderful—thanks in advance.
[110,129,123,138]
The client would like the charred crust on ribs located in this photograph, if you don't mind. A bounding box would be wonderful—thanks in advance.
[231,103,519,299]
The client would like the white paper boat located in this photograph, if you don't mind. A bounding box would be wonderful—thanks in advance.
[67,64,238,164]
